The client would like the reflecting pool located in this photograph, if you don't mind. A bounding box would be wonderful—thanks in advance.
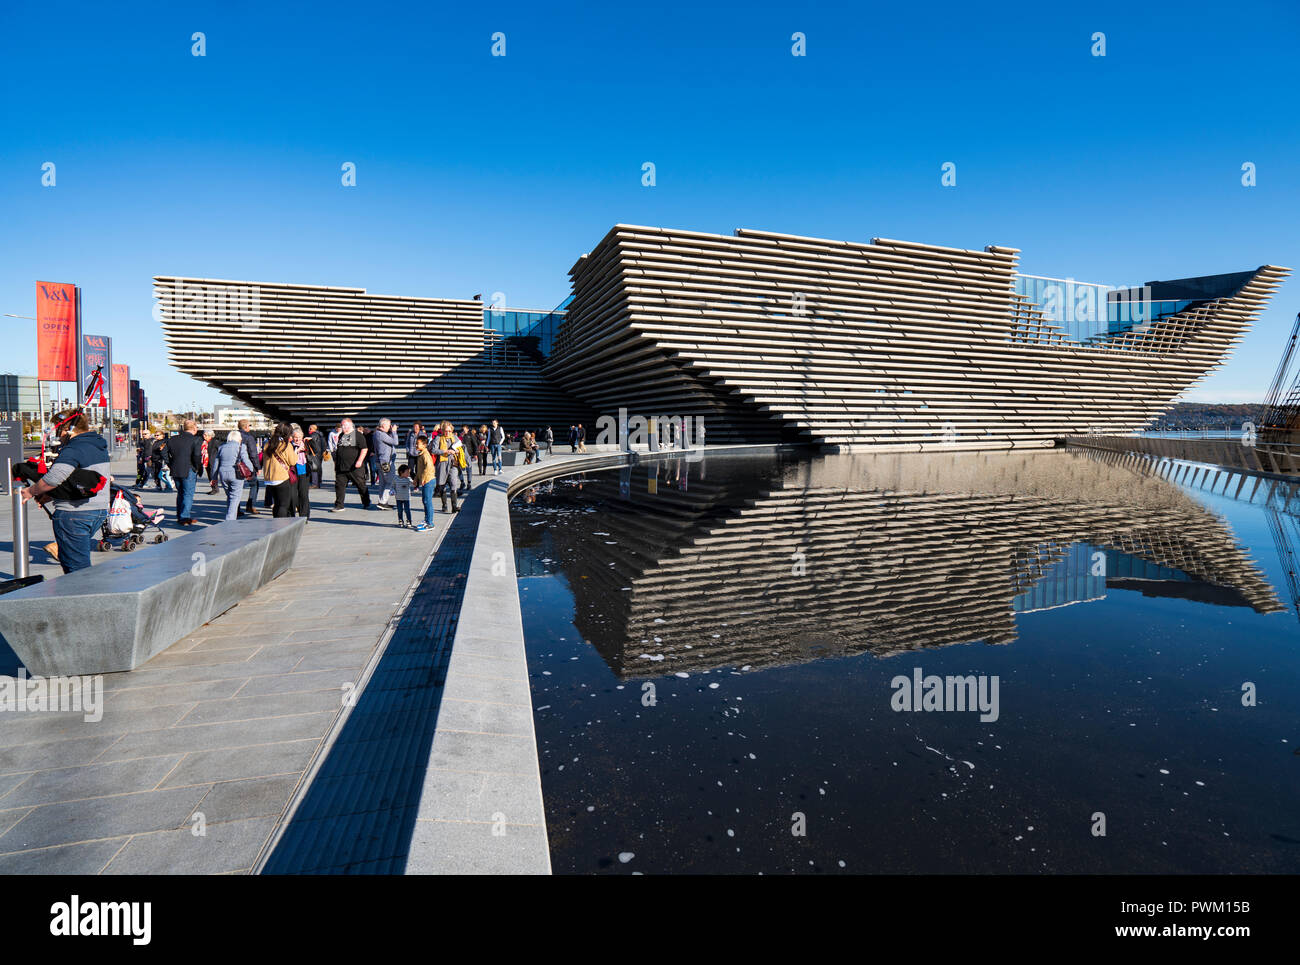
[509,449,1300,874]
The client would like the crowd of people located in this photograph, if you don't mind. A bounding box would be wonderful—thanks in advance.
[20,411,584,579]
[19,409,704,580]
[19,414,580,577]
[130,417,571,534]
[134,417,320,524]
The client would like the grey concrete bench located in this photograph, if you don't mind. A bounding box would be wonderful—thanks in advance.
[500,449,559,467]
[0,518,305,676]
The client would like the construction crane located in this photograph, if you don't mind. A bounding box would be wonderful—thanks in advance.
[1260,311,1300,431]
[1257,311,1300,471]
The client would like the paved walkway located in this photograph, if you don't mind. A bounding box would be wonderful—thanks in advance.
[0,454,451,873]
[0,445,623,873]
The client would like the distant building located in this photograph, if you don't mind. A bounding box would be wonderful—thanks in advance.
[0,374,40,420]
[213,405,273,430]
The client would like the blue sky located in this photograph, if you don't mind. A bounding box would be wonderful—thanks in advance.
[2,0,1297,408]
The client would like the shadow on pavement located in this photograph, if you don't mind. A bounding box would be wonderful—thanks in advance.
[260,487,481,874]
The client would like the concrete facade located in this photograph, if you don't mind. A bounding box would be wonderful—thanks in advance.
[156,277,594,432]
[156,225,1289,453]
[546,226,1290,449]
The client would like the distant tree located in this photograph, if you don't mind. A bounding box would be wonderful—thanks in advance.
[1152,402,1264,430]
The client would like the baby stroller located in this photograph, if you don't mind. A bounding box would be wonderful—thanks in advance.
[99,483,169,552]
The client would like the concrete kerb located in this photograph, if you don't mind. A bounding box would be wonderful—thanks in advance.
[407,471,549,874]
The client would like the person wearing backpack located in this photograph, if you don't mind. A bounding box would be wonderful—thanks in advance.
[20,410,110,574]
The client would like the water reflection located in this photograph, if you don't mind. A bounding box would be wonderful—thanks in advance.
[514,450,1284,678]
[511,450,1300,874]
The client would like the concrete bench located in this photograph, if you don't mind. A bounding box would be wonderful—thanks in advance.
[500,449,560,467]
[0,518,305,676]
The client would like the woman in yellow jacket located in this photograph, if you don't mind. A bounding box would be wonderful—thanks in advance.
[434,423,464,514]
[261,423,298,518]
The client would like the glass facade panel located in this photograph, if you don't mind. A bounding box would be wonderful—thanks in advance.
[481,296,572,362]
[1014,275,1200,344]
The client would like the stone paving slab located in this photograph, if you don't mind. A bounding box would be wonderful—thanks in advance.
[102,815,279,874]
[405,820,550,875]
[0,837,132,874]
[0,455,448,873]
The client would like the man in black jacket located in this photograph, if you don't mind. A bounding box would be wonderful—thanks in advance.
[237,418,262,515]
[165,419,205,525]
[305,424,325,488]
[149,432,169,490]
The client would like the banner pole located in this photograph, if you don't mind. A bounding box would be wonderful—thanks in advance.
[9,457,30,579]
[106,344,113,448]
[74,287,83,415]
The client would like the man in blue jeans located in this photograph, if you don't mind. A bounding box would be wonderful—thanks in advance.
[369,418,400,508]
[237,418,263,515]
[489,419,505,475]
[21,411,110,574]
[165,418,205,525]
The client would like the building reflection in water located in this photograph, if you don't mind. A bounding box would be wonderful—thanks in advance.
[512,450,1287,678]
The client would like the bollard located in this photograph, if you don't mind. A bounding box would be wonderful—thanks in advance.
[11,484,29,579]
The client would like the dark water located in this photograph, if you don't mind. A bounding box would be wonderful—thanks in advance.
[509,449,1300,874]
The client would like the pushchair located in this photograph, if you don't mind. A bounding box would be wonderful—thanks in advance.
[98,483,169,552]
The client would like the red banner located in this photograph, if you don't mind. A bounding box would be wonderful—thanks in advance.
[36,281,78,381]
[112,364,129,409]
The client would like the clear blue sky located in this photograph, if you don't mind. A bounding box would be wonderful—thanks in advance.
[3,0,1297,408]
